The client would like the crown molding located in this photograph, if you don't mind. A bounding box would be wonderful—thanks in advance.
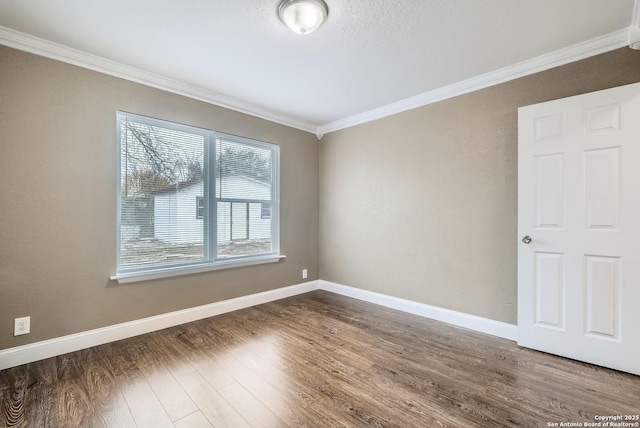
[631,0,640,49]
[631,26,640,49]
[0,25,632,140]
[0,25,318,135]
[317,27,630,137]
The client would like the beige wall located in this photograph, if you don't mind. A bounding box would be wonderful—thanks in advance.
[0,46,319,350]
[319,48,640,325]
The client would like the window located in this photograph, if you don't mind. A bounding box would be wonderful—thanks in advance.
[196,196,204,219]
[116,112,279,279]
[261,202,271,219]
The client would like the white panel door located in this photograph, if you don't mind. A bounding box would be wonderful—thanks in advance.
[518,82,640,376]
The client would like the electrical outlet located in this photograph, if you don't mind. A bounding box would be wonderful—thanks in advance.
[14,316,30,336]
[302,268,308,279]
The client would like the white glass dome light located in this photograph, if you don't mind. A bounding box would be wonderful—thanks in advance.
[278,0,329,35]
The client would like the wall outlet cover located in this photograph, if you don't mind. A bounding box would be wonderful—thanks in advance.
[14,316,31,336]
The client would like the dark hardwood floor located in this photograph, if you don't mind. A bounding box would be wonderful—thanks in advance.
[1,290,639,427]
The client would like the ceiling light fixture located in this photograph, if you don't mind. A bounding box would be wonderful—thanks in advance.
[278,0,328,35]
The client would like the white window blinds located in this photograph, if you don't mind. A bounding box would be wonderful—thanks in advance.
[215,137,276,258]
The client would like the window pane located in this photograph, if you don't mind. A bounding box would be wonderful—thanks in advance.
[216,138,273,258]
[119,116,205,270]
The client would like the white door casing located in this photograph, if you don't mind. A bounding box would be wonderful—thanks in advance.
[518,82,640,376]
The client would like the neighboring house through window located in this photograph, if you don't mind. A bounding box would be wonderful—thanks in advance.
[116,112,279,278]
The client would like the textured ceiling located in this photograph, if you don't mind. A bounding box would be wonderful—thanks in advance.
[0,0,636,132]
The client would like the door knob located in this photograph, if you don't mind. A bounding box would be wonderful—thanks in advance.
[522,235,532,244]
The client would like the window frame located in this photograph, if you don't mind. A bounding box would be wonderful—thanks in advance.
[113,112,282,283]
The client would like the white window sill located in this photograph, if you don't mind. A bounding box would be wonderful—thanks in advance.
[110,254,286,284]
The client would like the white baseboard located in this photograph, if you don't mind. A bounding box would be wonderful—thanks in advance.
[0,278,516,371]
[0,280,319,371]
[318,280,517,341]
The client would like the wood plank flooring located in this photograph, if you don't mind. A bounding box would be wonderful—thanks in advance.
[1,290,639,427]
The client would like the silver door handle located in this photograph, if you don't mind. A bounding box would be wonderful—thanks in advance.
[522,235,532,244]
